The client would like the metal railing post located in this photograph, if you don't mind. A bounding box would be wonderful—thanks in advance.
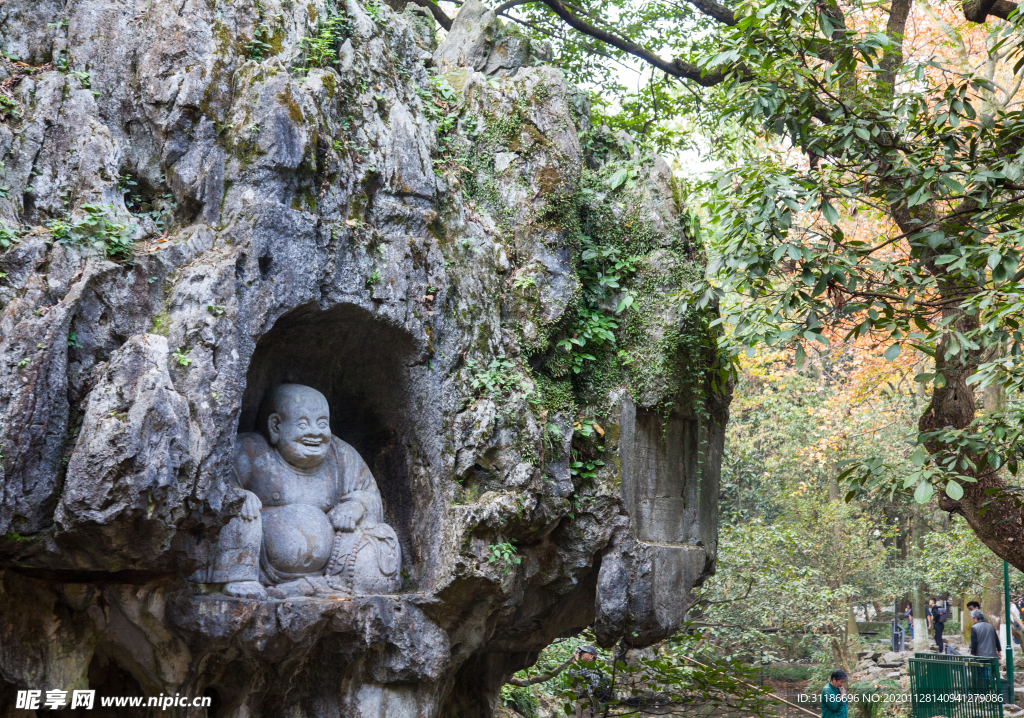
[893,599,905,652]
[1006,561,1014,705]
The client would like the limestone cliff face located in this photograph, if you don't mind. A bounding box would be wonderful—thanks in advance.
[0,0,727,715]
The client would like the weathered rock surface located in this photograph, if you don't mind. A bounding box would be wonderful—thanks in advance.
[0,0,727,715]
[879,652,907,665]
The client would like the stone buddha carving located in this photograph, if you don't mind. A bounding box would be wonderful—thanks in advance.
[209,384,401,599]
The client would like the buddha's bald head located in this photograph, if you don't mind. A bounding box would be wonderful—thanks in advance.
[264,384,332,470]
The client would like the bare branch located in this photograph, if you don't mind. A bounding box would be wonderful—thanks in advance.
[534,0,728,85]
[916,0,972,74]
[410,0,453,30]
[494,0,533,13]
[677,0,736,25]
[498,11,562,38]
[506,657,574,687]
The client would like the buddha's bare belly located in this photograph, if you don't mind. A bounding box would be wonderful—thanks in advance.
[261,504,334,574]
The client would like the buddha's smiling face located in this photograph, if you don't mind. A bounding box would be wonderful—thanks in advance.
[267,385,332,470]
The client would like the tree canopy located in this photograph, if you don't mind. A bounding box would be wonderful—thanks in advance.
[430,0,1024,571]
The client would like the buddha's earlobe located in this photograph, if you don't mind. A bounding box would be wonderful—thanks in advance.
[268,413,282,444]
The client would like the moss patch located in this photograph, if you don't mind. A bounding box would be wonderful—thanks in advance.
[277,91,305,124]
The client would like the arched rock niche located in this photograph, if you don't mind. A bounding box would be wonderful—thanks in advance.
[238,302,419,573]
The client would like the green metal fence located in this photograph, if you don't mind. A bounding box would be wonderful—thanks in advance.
[908,653,1004,718]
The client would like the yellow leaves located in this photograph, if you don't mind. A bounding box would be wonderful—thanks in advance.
[728,326,923,516]
[573,421,604,436]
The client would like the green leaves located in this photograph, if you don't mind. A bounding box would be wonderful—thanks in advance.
[509,624,779,718]
[487,542,521,575]
[570,457,604,480]
[496,0,1024,554]
[244,1,277,63]
[466,357,519,399]
[607,167,628,190]
[48,204,136,261]
[687,0,1024,527]
[941,175,965,194]
[910,445,928,467]
[842,410,1006,511]
[0,220,23,250]
[172,348,192,368]
[553,230,646,375]
[616,291,636,313]
[794,342,807,369]
[914,481,934,504]
[430,75,458,102]
[907,184,931,207]
[820,199,838,226]
[299,13,350,68]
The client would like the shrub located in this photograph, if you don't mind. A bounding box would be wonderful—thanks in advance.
[48,204,135,261]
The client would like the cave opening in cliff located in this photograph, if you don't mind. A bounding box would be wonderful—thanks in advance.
[84,650,147,717]
[238,302,417,574]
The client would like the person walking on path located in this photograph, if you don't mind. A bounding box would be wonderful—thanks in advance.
[970,609,1003,659]
[821,670,848,718]
[904,604,914,638]
[969,610,1003,695]
[929,598,946,653]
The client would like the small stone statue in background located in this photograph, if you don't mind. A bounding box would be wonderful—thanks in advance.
[209,384,401,599]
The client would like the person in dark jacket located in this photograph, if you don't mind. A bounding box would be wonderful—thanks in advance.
[970,609,1003,659]
[821,669,848,718]
[929,598,945,653]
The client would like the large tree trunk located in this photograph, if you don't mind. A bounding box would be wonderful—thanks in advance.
[983,567,1003,630]
[963,592,972,644]
[913,588,929,651]
[880,186,1024,574]
[925,450,1024,569]
[831,636,852,674]
[915,241,1024,570]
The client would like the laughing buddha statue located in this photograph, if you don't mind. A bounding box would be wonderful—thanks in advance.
[208,384,401,599]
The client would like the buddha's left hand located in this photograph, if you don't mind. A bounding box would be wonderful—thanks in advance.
[328,502,364,532]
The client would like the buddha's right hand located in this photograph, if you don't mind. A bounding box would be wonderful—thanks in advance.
[240,491,262,521]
